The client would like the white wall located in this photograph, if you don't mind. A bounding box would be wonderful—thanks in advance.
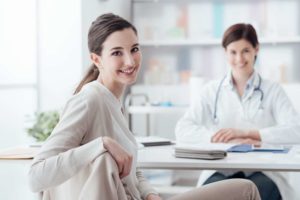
[38,0,83,111]
[0,0,38,149]
[0,1,83,199]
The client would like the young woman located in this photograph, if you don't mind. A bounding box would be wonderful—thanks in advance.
[176,23,300,200]
[29,14,261,200]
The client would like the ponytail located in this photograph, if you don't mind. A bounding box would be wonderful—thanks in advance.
[74,64,99,94]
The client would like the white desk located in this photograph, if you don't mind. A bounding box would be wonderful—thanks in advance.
[137,145,300,172]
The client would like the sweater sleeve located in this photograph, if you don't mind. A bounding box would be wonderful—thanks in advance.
[28,93,107,192]
[136,169,158,199]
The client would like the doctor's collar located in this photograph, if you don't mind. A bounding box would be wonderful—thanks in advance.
[223,71,260,90]
[251,71,261,89]
[222,71,234,90]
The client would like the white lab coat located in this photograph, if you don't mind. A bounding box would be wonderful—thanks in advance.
[175,71,300,200]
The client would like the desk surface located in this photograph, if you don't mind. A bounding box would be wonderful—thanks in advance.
[137,145,300,172]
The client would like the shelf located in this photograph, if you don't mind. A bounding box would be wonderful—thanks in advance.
[140,36,300,47]
[140,39,221,46]
[127,106,188,114]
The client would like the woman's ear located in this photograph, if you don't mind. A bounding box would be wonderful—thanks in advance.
[90,53,101,68]
[255,45,259,54]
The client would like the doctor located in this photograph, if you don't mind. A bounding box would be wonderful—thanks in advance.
[175,23,300,200]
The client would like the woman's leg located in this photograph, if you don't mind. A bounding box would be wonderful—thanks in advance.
[79,153,128,200]
[247,172,281,200]
[168,179,261,200]
[203,172,227,185]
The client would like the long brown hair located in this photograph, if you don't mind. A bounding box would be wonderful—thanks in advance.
[74,13,137,94]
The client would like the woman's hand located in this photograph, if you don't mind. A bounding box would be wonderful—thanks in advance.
[102,136,133,179]
[146,194,162,200]
[211,128,261,143]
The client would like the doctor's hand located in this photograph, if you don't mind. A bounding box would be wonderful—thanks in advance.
[103,136,133,179]
[211,128,261,143]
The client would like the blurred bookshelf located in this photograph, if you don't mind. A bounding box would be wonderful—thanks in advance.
[132,0,300,85]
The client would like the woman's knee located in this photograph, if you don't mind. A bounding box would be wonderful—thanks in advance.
[232,179,260,199]
[232,179,257,189]
[93,152,119,174]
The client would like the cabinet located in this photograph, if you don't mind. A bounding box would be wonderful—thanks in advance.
[128,0,300,137]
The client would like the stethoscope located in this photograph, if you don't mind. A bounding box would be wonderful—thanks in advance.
[213,74,264,123]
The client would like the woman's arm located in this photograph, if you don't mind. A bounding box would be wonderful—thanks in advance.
[136,170,160,200]
[102,136,133,179]
[29,93,107,192]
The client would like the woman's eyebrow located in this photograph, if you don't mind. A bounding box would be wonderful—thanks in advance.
[110,46,123,51]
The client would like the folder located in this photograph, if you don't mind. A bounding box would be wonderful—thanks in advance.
[227,144,290,153]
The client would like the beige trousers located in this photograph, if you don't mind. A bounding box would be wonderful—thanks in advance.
[83,153,261,200]
[168,179,261,200]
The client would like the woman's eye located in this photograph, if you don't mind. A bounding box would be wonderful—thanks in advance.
[112,51,122,56]
[131,47,139,53]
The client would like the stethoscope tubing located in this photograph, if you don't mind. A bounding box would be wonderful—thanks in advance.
[213,74,264,123]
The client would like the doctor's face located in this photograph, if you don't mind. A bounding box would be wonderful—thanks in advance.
[225,39,258,76]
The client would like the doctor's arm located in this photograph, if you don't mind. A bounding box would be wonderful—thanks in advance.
[259,84,300,144]
[175,97,214,144]
[211,128,261,144]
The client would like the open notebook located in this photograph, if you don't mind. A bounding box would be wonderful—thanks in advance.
[174,143,234,160]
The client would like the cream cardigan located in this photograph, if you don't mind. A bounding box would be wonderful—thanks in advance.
[29,81,157,200]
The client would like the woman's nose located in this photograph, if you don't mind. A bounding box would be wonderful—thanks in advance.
[124,53,135,67]
[236,53,244,63]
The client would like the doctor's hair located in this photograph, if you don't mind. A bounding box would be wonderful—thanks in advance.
[74,13,138,94]
[222,23,259,49]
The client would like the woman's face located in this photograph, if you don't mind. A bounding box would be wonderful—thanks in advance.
[225,39,258,76]
[92,28,141,90]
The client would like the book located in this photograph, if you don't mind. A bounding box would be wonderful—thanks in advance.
[0,146,39,159]
[174,143,232,160]
[135,136,173,147]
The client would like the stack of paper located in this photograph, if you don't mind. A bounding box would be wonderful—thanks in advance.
[174,143,233,160]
